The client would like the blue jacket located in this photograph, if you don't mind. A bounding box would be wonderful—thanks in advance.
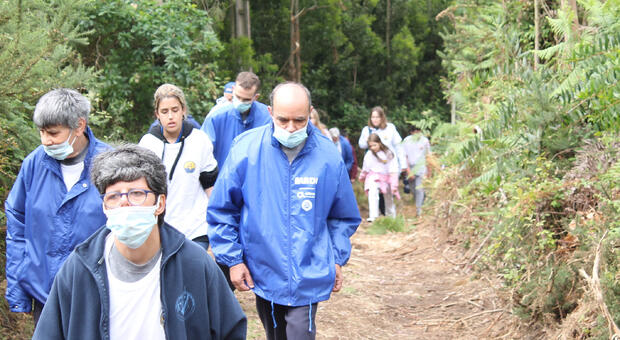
[4,127,110,312]
[200,101,271,166]
[339,135,354,175]
[207,123,361,307]
[33,223,247,340]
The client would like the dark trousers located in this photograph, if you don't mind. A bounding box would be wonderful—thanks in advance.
[379,193,386,215]
[255,295,317,340]
[33,300,44,327]
[192,235,235,291]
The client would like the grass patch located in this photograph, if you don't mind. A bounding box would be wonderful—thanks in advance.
[367,215,410,235]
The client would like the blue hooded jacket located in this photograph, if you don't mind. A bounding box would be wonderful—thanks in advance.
[207,123,361,307]
[339,135,354,175]
[33,223,247,340]
[200,101,271,166]
[4,127,110,312]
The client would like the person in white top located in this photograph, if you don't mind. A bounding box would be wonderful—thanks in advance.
[358,106,406,215]
[401,123,431,217]
[139,84,218,250]
[359,133,400,222]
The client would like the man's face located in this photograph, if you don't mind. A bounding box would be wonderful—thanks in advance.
[232,85,258,104]
[268,86,311,133]
[40,125,73,147]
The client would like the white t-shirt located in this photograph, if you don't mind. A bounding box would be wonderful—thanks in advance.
[60,162,84,191]
[139,128,217,240]
[104,236,165,340]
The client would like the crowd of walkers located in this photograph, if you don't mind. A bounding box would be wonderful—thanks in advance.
[5,70,432,340]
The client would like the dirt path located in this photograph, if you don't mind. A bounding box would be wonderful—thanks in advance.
[236,204,527,339]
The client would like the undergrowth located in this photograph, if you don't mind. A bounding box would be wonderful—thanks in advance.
[366,215,411,235]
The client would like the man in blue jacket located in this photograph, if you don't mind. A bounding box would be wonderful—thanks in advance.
[207,82,361,340]
[4,88,110,324]
[33,145,246,340]
[200,71,271,167]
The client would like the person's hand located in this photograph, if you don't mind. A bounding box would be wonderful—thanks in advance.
[230,263,254,291]
[333,264,343,292]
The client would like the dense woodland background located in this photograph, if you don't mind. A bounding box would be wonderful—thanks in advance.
[1,0,618,338]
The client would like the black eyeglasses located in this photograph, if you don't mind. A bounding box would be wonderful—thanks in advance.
[102,189,155,209]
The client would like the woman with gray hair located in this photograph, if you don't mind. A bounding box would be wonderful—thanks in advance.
[33,144,247,340]
[5,88,110,325]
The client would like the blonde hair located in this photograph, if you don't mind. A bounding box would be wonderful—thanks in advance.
[153,84,187,114]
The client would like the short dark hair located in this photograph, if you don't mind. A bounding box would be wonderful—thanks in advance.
[91,144,167,225]
[235,71,261,91]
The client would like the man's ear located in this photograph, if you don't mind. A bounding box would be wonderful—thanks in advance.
[268,106,274,117]
[76,117,87,134]
[253,93,260,101]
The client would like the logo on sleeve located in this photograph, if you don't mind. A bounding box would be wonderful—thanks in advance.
[184,161,196,173]
[175,291,196,320]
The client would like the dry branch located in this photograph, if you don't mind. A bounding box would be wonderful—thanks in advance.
[578,230,620,339]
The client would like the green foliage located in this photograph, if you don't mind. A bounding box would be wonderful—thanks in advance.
[367,215,409,235]
[247,0,450,129]
[0,0,96,197]
[78,0,223,142]
[435,0,620,333]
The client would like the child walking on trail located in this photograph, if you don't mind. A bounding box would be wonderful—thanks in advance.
[359,133,400,222]
[401,124,431,217]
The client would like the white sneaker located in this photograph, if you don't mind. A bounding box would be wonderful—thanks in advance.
[366,218,375,223]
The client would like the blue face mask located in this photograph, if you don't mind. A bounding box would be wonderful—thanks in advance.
[273,123,308,148]
[43,131,77,160]
[233,95,252,113]
[103,197,160,249]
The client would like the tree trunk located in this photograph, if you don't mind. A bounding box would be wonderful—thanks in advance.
[288,0,298,81]
[386,0,391,76]
[534,0,540,70]
[234,0,251,38]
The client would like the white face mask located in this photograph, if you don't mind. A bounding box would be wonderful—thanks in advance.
[273,122,308,148]
[232,95,252,113]
[43,131,77,160]
[103,197,160,249]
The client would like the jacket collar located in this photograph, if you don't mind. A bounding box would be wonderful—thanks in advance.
[74,222,186,272]
[147,120,194,143]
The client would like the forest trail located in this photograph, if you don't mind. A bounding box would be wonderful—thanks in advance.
[237,203,529,339]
